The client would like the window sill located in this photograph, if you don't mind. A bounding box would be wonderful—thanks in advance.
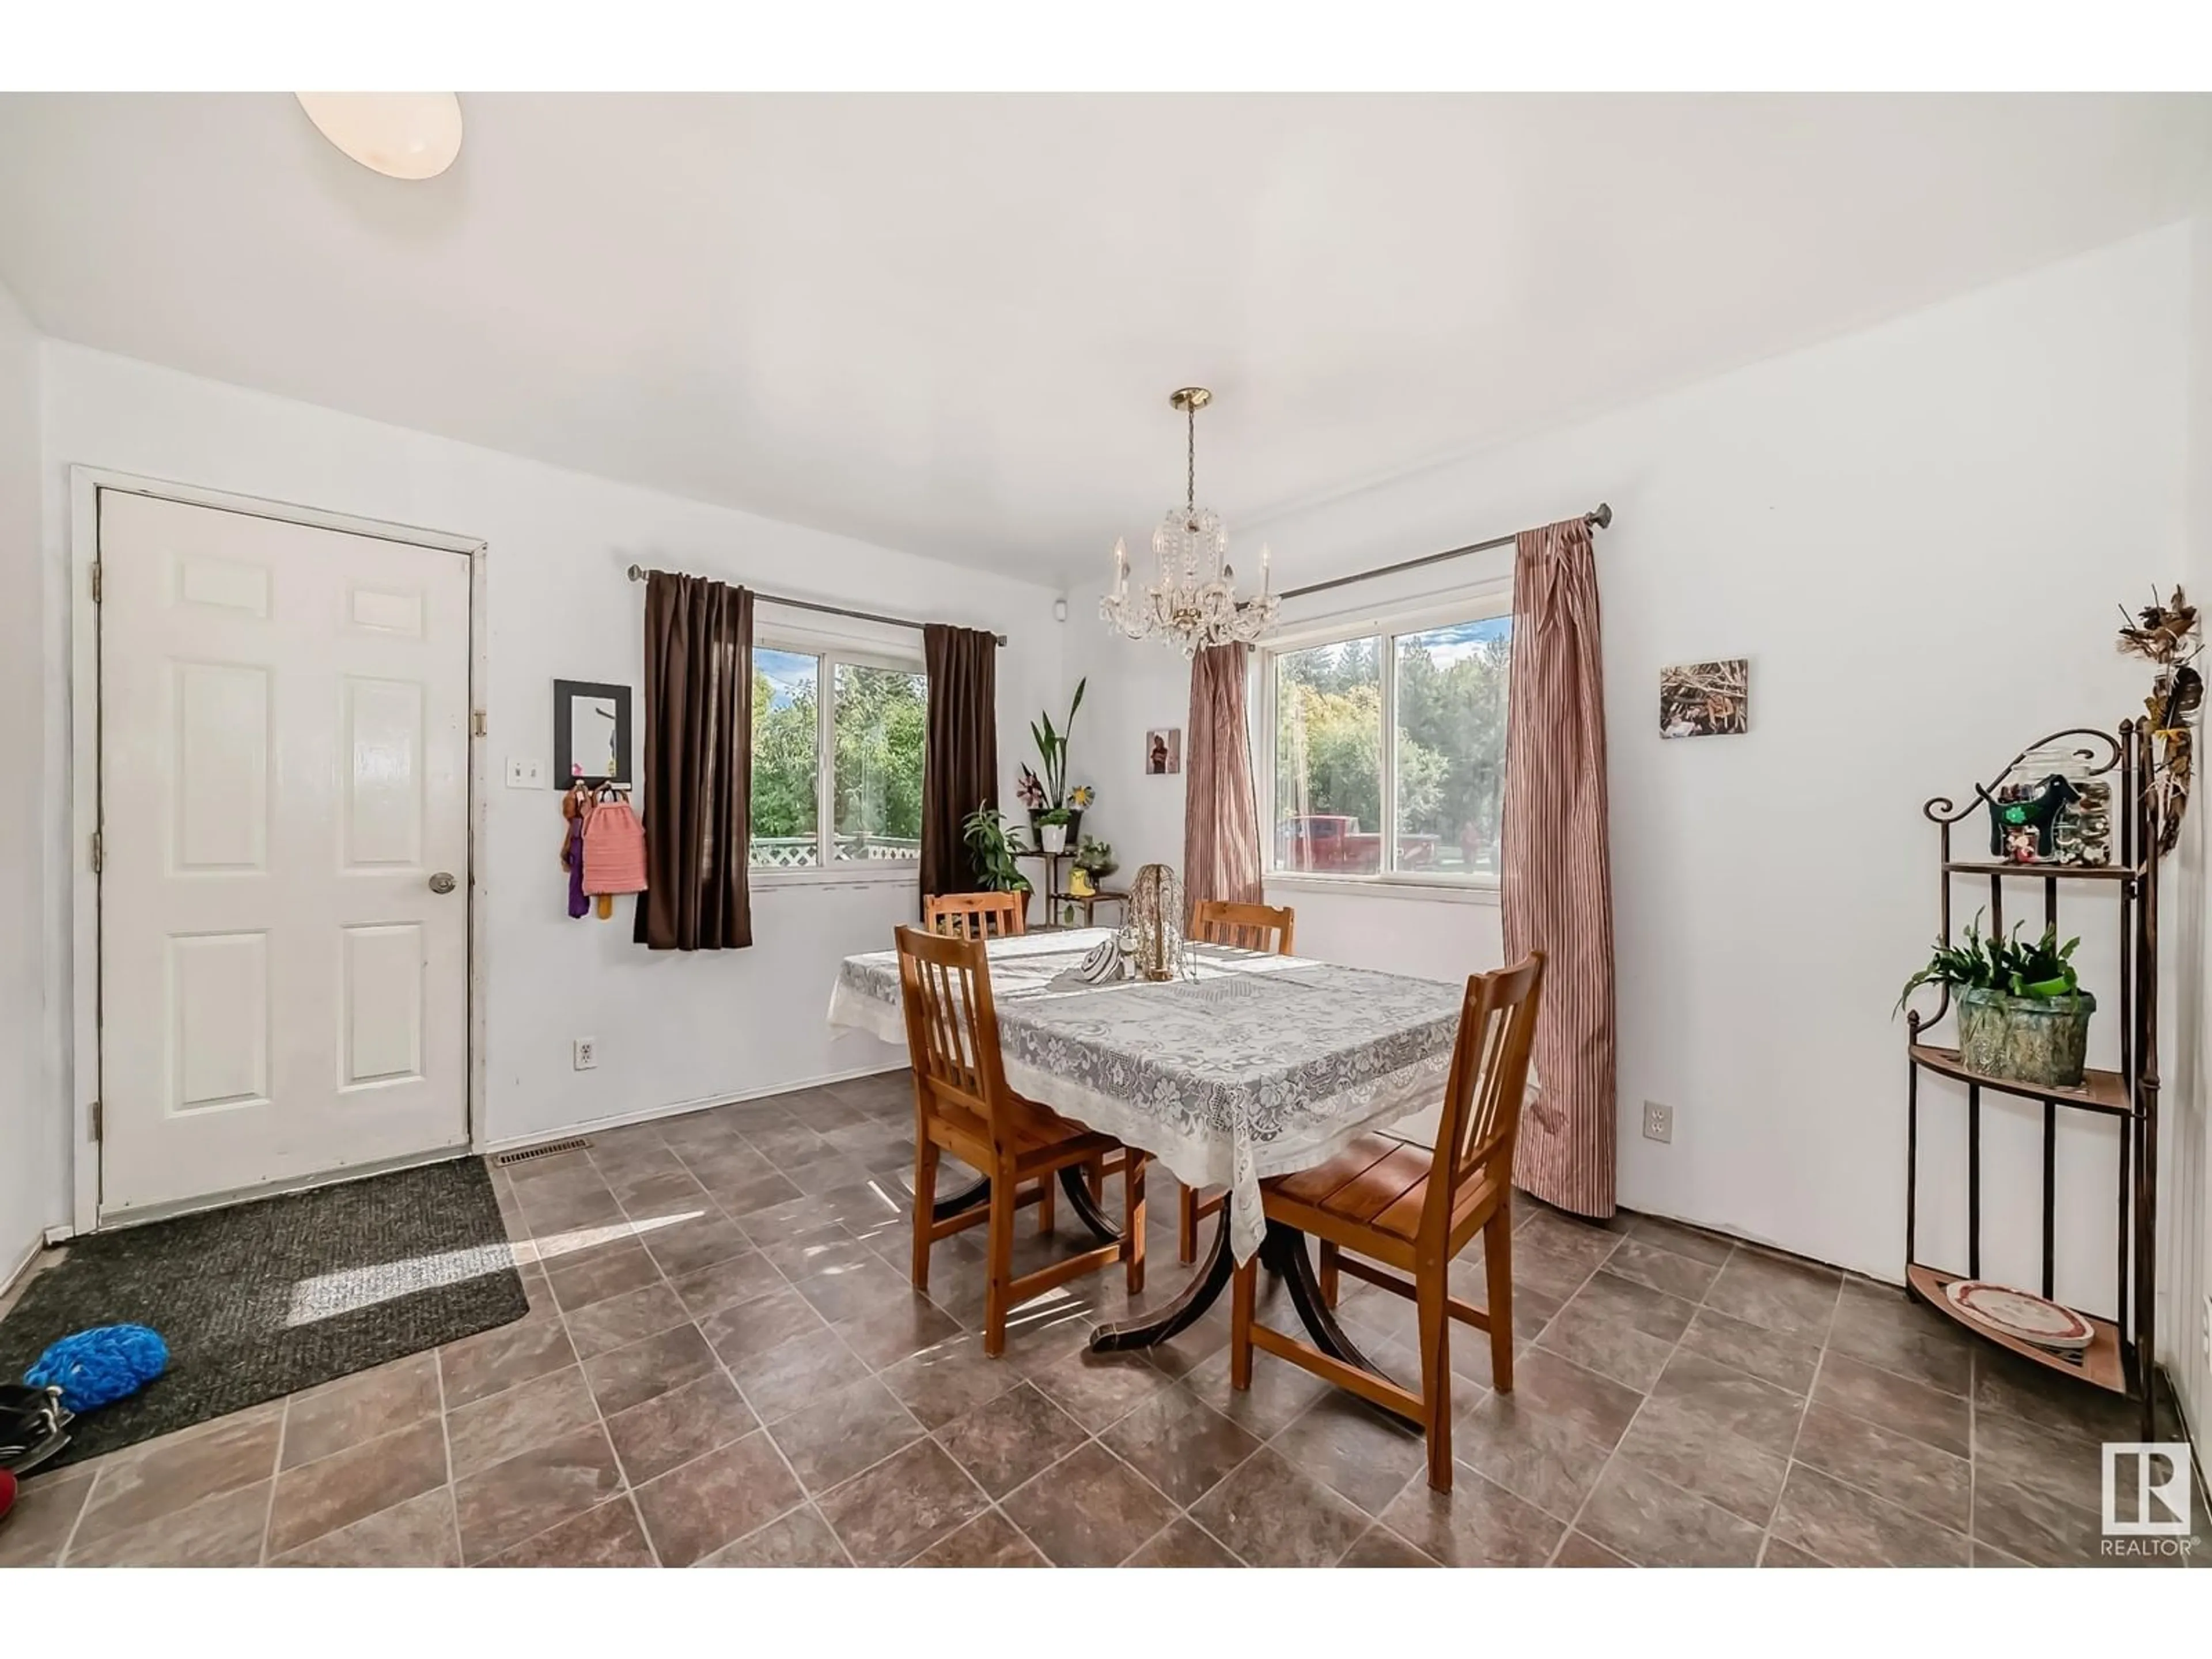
[751,863,918,892]
[1263,872,1502,907]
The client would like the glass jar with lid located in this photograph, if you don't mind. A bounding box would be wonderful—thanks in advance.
[1997,740,2109,866]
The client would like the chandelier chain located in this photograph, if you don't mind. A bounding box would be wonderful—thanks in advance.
[1185,401,1196,517]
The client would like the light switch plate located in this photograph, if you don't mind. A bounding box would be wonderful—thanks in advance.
[507,756,546,789]
[1642,1101,1674,1143]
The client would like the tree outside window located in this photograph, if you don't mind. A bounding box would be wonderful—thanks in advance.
[750,646,926,869]
[1271,614,1510,881]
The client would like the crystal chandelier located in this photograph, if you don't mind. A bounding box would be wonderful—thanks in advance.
[1100,387,1279,656]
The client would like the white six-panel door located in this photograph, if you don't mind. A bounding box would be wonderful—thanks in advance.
[99,491,472,1215]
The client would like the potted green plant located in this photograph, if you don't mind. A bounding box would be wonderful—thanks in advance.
[1073,835,1118,882]
[1035,806,1071,854]
[1897,914,2095,1088]
[1027,679,1087,844]
[961,805,1032,896]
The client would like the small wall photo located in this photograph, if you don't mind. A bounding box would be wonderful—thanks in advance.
[1145,727,1183,775]
[1660,658,1748,738]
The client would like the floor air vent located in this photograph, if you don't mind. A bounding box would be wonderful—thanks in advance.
[494,1137,594,1167]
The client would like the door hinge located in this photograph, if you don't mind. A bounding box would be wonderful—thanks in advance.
[90,829,102,873]
[90,1100,103,1143]
[471,710,487,737]
[90,561,103,604]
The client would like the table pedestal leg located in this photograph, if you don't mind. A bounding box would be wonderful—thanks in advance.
[910,1164,1124,1236]
[1089,1202,1231,1351]
[1085,1208,1400,1388]
[890,1163,991,1224]
[1057,1165,1123,1244]
[1260,1221,1393,1380]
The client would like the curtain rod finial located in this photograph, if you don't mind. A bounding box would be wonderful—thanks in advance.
[1588,503,1613,531]
[627,564,646,581]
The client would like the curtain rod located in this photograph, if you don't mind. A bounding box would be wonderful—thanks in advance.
[1275,502,1612,604]
[626,565,1007,646]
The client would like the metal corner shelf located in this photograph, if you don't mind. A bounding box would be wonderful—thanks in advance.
[1906,1044,2133,1119]
[1903,724,2162,1434]
[1941,857,2139,883]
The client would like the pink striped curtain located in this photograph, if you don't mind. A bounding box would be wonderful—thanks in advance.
[1183,642,1264,913]
[1501,516,1618,1217]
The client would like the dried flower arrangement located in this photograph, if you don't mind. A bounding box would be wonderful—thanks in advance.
[2116,586,2203,857]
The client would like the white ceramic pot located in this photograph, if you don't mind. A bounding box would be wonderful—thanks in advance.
[1039,823,1067,854]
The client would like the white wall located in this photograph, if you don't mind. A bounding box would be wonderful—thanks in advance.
[1077,228,2192,1298]
[1,278,45,1281]
[2168,203,2212,1449]
[31,343,1063,1232]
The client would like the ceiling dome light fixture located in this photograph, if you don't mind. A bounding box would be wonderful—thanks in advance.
[1101,387,1279,657]
[296,92,463,180]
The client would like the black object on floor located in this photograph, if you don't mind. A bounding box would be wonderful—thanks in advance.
[0,1382,73,1474]
[0,1158,527,1470]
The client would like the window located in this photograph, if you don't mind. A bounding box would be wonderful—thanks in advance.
[1264,600,1510,888]
[750,641,927,872]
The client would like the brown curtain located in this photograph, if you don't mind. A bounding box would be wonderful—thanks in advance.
[637,573,754,950]
[1183,641,1264,913]
[1501,516,1616,1217]
[921,623,999,902]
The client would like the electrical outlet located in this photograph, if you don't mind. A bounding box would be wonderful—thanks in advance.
[506,756,546,789]
[573,1037,597,1071]
[1642,1100,1674,1143]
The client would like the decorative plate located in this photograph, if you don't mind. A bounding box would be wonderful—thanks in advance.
[1942,1278,2095,1351]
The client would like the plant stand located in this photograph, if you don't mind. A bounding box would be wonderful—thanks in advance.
[1905,724,2161,1437]
[1014,849,1128,932]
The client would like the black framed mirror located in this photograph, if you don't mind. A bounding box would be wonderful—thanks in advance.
[554,679,632,786]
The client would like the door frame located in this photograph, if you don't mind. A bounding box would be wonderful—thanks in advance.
[67,465,490,1232]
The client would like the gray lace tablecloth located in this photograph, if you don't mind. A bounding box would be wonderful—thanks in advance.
[826,928,1465,1263]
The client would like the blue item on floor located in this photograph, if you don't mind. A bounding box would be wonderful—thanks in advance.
[24,1324,169,1412]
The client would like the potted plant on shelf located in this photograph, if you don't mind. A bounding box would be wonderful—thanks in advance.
[1035,805,1071,855]
[961,805,1033,897]
[1027,679,1088,846]
[1073,834,1118,885]
[1897,913,2094,1088]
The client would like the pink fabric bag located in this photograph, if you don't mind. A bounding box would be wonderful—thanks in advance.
[582,798,649,895]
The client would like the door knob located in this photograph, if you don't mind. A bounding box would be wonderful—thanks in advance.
[428,872,458,894]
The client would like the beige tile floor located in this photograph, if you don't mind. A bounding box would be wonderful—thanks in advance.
[2,1067,2202,1567]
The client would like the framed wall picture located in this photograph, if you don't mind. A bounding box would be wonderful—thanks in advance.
[555,679,632,785]
[1145,727,1183,775]
[1659,658,1749,738]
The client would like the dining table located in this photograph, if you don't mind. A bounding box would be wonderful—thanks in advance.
[825,926,1469,1371]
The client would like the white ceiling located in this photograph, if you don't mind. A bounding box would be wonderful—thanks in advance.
[2,93,2207,583]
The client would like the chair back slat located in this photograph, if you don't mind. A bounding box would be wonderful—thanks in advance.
[1424,952,1546,1237]
[925,891,1027,940]
[896,923,1017,1155]
[1191,900,1296,956]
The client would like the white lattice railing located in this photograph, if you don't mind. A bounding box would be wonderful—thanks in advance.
[752,835,920,869]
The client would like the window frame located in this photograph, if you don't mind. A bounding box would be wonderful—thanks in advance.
[1254,581,1513,903]
[749,620,929,889]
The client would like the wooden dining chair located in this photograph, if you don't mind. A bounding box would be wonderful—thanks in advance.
[924,889,1027,940]
[896,925,1147,1357]
[922,891,1053,1228]
[1175,900,1298,1262]
[1228,950,1545,1493]
[1190,899,1296,956]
